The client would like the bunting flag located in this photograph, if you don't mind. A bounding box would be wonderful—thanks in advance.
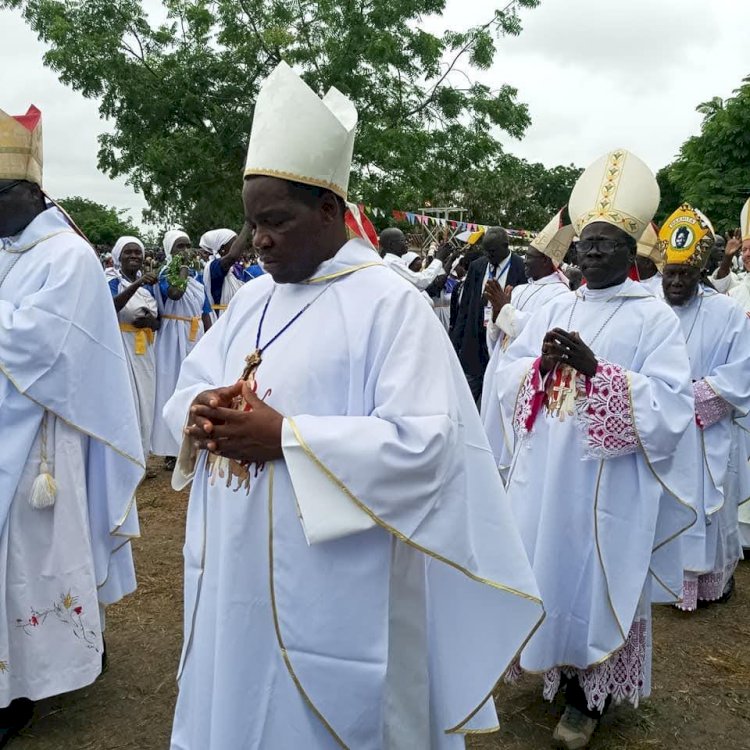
[351,202,536,241]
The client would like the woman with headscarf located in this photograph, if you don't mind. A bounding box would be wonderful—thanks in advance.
[152,230,212,469]
[107,236,160,463]
[200,225,255,317]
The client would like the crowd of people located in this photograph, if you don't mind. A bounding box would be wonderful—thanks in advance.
[1,60,749,750]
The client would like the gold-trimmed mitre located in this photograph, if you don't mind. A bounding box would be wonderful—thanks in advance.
[244,61,357,200]
[0,105,42,186]
[530,208,574,266]
[658,203,715,269]
[636,222,664,271]
[569,149,659,240]
[741,197,750,242]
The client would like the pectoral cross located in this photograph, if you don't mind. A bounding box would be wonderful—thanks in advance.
[241,349,263,386]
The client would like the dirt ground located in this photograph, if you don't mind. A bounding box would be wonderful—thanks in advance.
[12,466,750,750]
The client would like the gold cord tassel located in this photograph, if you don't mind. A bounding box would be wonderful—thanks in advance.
[29,411,57,509]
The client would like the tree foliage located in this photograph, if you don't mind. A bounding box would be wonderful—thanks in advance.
[3,0,584,234]
[57,196,140,247]
[666,76,750,232]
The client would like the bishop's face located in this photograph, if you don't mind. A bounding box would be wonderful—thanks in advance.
[576,222,635,289]
[243,176,340,284]
[662,264,701,307]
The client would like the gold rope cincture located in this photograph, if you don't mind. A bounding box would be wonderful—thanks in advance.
[29,410,57,509]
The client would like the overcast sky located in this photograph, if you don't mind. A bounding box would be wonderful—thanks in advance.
[1,0,748,228]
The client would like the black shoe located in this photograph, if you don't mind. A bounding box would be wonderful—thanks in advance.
[164,456,177,471]
[718,575,735,604]
[0,698,34,748]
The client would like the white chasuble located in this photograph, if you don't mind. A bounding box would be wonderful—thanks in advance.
[152,276,207,456]
[0,208,143,706]
[164,239,543,750]
[671,289,750,606]
[481,272,572,476]
[492,279,698,676]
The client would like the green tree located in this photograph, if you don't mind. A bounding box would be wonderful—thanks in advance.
[57,196,141,247]
[3,0,541,234]
[667,76,750,232]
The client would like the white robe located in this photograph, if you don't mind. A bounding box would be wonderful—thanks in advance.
[383,252,443,290]
[165,239,543,750]
[492,279,698,675]
[107,270,158,459]
[0,208,143,706]
[481,272,573,475]
[151,276,207,456]
[672,289,750,591]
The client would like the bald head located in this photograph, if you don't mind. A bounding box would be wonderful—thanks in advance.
[482,226,510,266]
[379,227,408,257]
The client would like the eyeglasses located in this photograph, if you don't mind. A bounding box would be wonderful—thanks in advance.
[576,239,627,254]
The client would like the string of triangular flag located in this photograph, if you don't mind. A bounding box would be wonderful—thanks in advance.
[363,205,535,240]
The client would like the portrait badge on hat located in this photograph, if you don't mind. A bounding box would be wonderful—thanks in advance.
[658,204,715,269]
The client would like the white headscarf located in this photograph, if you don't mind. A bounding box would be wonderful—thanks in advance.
[402,251,420,269]
[112,236,144,268]
[163,229,190,260]
[199,228,237,258]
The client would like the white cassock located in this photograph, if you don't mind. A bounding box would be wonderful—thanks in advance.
[106,269,159,459]
[491,279,698,711]
[481,272,572,475]
[0,207,143,706]
[433,284,454,331]
[639,273,664,298]
[151,275,207,456]
[165,239,543,750]
[672,288,750,608]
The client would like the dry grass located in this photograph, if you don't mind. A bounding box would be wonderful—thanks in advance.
[11,465,750,749]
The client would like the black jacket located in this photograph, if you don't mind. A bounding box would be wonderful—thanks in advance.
[450,254,527,377]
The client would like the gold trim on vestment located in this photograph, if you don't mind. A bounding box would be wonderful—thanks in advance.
[1,229,75,254]
[244,168,347,200]
[305,261,383,284]
[625,373,697,551]
[593,460,627,641]
[0,362,145,536]
[285,417,545,736]
[118,323,154,354]
[162,313,200,342]
[267,463,349,749]
[211,304,228,311]
[648,566,680,603]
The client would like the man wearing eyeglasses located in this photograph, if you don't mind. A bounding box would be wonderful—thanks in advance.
[485,150,699,749]
[0,106,142,746]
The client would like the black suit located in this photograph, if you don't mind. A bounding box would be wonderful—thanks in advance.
[450,253,527,402]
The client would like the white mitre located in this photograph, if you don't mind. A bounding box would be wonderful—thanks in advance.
[530,208,575,265]
[636,221,664,270]
[569,148,660,239]
[740,197,750,242]
[244,61,357,199]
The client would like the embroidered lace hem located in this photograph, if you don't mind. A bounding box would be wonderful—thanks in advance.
[504,619,648,713]
[677,562,737,611]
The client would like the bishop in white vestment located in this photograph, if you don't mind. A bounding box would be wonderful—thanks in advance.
[659,205,750,608]
[0,105,142,738]
[165,62,543,750]
[488,150,699,749]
